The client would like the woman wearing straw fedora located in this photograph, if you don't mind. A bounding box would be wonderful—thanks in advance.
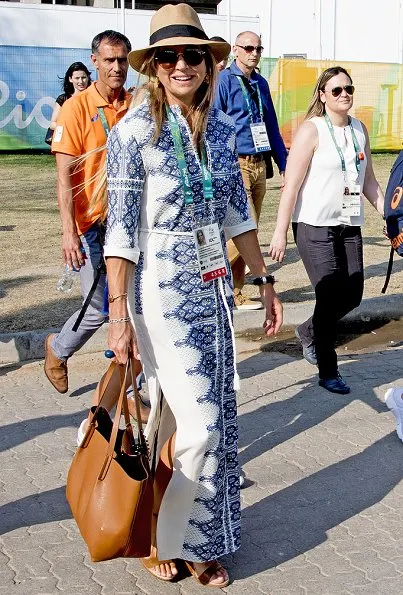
[103,3,282,588]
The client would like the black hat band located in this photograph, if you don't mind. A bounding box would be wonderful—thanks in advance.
[150,24,209,45]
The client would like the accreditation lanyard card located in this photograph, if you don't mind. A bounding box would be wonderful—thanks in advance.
[250,122,271,153]
[193,222,227,283]
[342,183,362,217]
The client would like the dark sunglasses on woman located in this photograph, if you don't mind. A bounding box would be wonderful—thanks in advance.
[154,47,206,68]
[330,85,355,97]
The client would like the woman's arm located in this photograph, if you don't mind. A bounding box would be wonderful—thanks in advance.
[49,103,61,131]
[104,122,145,364]
[361,124,384,215]
[233,229,283,336]
[105,257,139,364]
[268,121,317,262]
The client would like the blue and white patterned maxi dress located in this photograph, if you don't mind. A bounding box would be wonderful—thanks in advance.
[104,101,256,562]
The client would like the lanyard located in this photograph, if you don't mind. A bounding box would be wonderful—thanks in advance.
[165,106,213,207]
[324,113,361,176]
[237,77,264,123]
[97,107,110,138]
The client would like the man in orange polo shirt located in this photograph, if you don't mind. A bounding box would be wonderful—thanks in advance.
[45,30,132,393]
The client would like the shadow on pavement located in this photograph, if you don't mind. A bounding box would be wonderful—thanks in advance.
[0,487,71,535]
[231,432,403,577]
[0,412,85,453]
[237,349,391,470]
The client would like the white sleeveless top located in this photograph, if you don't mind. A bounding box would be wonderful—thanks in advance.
[292,115,367,227]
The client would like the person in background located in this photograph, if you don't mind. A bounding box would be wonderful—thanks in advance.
[215,31,287,310]
[103,3,282,587]
[44,31,132,395]
[49,62,92,132]
[383,150,403,443]
[269,66,384,394]
[209,35,230,71]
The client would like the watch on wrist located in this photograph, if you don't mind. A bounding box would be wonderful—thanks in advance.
[252,275,276,286]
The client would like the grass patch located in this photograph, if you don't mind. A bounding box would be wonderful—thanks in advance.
[0,152,399,333]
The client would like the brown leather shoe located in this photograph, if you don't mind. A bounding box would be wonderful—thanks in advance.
[44,334,68,393]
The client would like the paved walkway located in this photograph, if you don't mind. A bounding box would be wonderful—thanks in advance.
[1,342,403,594]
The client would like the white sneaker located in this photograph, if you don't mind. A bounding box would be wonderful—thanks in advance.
[76,418,88,447]
[384,388,403,442]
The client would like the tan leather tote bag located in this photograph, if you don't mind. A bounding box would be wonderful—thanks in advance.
[66,359,153,562]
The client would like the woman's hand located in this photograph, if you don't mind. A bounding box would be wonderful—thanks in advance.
[268,230,287,263]
[260,284,283,336]
[107,320,140,365]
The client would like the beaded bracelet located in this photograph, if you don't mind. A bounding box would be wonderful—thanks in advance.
[108,317,131,324]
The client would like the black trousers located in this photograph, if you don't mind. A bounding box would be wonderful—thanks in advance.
[292,223,364,379]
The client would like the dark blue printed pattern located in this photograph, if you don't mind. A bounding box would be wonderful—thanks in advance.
[104,100,253,561]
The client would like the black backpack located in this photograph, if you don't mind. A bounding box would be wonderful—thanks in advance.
[381,150,403,293]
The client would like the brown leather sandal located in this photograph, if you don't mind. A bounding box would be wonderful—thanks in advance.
[140,554,178,582]
[127,394,150,424]
[184,561,230,588]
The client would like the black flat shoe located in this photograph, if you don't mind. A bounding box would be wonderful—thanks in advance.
[319,374,350,395]
[295,326,317,366]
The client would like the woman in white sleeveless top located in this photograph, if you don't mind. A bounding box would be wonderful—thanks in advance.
[269,66,384,394]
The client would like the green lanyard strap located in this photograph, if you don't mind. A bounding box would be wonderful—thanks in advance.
[237,77,264,123]
[97,107,110,138]
[165,106,213,207]
[324,113,362,176]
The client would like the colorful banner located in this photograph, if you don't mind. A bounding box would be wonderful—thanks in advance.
[0,47,402,151]
[0,45,139,151]
[260,58,403,151]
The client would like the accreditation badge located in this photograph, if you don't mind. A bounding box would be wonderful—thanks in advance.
[250,122,271,152]
[342,183,362,217]
[53,125,63,143]
[193,222,227,283]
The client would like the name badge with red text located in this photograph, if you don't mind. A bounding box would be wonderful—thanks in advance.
[193,223,227,283]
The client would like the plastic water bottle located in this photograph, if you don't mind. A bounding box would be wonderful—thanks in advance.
[56,265,78,293]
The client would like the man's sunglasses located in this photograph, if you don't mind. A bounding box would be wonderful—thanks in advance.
[329,85,355,97]
[154,48,206,68]
[236,44,264,54]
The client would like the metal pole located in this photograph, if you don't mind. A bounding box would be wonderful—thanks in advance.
[268,0,272,58]
[333,0,337,60]
[121,0,125,35]
[400,0,403,63]
[226,0,231,45]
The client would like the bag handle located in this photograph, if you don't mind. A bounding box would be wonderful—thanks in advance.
[98,357,148,480]
[128,358,149,453]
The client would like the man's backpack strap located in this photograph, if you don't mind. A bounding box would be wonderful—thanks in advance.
[381,246,394,294]
[72,258,106,332]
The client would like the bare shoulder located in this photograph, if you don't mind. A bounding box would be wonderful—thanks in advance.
[291,120,318,150]
[298,119,318,138]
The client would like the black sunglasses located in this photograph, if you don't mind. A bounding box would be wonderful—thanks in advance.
[236,44,264,54]
[329,85,355,97]
[154,48,206,68]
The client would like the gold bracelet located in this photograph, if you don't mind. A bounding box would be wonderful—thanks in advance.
[108,293,128,304]
[108,317,131,324]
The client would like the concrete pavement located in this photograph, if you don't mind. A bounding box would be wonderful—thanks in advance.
[1,337,403,594]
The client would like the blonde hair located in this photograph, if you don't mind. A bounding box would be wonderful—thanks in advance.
[305,66,352,120]
[87,47,217,222]
[87,86,149,222]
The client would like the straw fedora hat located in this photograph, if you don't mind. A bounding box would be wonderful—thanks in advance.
[128,3,231,72]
